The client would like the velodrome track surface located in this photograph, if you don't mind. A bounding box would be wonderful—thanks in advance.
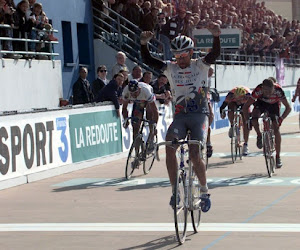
[1,115,300,250]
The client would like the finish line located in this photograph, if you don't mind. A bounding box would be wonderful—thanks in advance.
[1,223,300,232]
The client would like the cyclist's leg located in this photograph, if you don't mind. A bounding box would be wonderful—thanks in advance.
[228,102,237,138]
[207,103,214,157]
[165,115,186,187]
[188,113,209,193]
[251,101,264,149]
[145,104,156,146]
[241,105,250,144]
[268,103,282,165]
[132,104,144,152]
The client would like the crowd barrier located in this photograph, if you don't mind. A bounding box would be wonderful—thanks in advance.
[0,87,299,190]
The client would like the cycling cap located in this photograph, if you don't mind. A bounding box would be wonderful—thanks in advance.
[128,79,139,92]
[234,87,247,97]
[171,35,194,53]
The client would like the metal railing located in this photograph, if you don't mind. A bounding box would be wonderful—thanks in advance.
[0,24,59,67]
[92,4,164,76]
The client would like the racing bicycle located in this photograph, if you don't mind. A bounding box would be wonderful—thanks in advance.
[223,107,244,163]
[124,117,157,180]
[260,112,276,177]
[156,133,210,244]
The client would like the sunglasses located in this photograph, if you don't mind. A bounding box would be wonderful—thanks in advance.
[174,51,190,59]
[100,69,107,72]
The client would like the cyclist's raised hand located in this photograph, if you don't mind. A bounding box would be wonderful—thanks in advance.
[140,31,154,45]
[207,22,221,37]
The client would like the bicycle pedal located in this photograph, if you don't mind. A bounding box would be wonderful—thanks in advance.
[200,194,211,213]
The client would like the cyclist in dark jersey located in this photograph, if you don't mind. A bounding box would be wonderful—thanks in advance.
[243,78,291,168]
[139,22,221,210]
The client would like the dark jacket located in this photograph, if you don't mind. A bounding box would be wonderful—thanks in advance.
[92,78,106,97]
[72,78,94,105]
[94,79,122,110]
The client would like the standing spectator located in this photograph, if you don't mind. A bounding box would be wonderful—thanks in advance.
[94,73,125,117]
[92,65,109,97]
[292,77,300,103]
[125,0,143,28]
[139,6,159,32]
[142,1,151,15]
[140,71,153,84]
[13,0,34,52]
[150,74,172,104]
[72,67,94,105]
[111,51,129,77]
[160,7,186,60]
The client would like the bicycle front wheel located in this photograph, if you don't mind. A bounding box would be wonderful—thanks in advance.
[125,136,144,180]
[263,132,273,177]
[143,134,158,175]
[174,171,188,244]
[191,171,201,233]
[231,126,237,163]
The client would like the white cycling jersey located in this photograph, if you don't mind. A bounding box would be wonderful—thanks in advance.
[122,82,155,103]
[164,58,210,115]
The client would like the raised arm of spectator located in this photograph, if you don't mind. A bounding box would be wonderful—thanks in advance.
[140,31,167,71]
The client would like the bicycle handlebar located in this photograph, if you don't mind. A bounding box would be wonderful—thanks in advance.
[155,140,203,162]
[123,117,155,128]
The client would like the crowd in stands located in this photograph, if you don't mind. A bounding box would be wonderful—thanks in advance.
[0,0,57,59]
[99,0,300,62]
[72,51,173,110]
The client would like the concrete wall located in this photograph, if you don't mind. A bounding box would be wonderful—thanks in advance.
[0,59,63,112]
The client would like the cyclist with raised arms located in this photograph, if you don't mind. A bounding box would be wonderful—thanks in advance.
[243,78,291,168]
[139,22,221,210]
[219,86,251,156]
[122,79,159,150]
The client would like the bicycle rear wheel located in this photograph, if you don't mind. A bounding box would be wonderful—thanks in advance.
[143,134,158,175]
[174,170,188,244]
[263,132,273,177]
[190,169,201,233]
[125,136,144,180]
[231,126,237,163]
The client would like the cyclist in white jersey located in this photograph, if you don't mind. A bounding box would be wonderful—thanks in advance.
[140,22,221,210]
[122,80,159,147]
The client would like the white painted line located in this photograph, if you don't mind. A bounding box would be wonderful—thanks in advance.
[1,223,300,232]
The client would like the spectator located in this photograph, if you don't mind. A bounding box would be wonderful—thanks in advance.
[72,67,94,105]
[119,68,129,88]
[111,51,128,77]
[130,65,142,81]
[150,74,172,104]
[160,7,186,60]
[92,65,109,97]
[142,1,151,15]
[139,6,159,32]
[94,73,125,117]
[139,71,153,84]
[13,0,34,52]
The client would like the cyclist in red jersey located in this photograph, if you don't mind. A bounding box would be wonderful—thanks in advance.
[292,77,300,102]
[243,78,291,168]
[219,86,251,155]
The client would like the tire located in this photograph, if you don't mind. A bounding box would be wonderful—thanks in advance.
[125,135,144,180]
[174,170,188,244]
[238,120,244,160]
[190,168,201,233]
[263,132,272,177]
[231,126,237,163]
[143,134,158,175]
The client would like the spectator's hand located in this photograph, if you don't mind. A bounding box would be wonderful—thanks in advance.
[207,22,221,37]
[140,31,154,45]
